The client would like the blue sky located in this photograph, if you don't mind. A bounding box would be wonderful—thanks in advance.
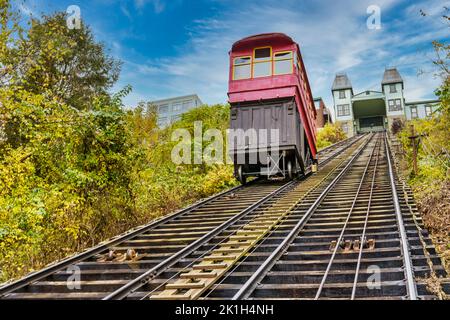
[14,0,450,114]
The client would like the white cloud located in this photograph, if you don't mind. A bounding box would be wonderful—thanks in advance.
[404,0,450,18]
[134,0,165,13]
[116,0,446,111]
[13,0,446,122]
[404,73,441,102]
[120,4,133,20]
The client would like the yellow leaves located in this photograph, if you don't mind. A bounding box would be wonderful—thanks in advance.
[398,110,449,192]
[0,147,35,196]
[316,123,346,150]
[198,165,236,196]
[0,9,130,281]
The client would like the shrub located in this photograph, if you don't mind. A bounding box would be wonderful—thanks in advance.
[316,123,346,150]
[391,118,404,135]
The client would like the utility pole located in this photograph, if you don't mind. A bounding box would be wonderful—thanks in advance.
[408,124,419,175]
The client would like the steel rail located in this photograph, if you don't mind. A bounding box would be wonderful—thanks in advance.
[205,140,360,299]
[103,180,297,300]
[140,178,298,300]
[0,180,253,296]
[147,136,365,300]
[316,134,366,168]
[140,137,364,300]
[199,134,367,300]
[350,136,381,299]
[317,134,361,154]
[232,134,374,300]
[350,138,381,299]
[106,135,363,300]
[384,136,418,300]
[0,135,357,299]
[314,134,380,299]
[295,134,367,183]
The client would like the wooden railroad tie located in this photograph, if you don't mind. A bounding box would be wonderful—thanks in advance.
[151,144,362,300]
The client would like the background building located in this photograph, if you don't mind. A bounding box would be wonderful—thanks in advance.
[331,68,440,137]
[405,99,441,120]
[313,97,332,129]
[151,94,204,127]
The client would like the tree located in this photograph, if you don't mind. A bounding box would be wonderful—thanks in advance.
[126,102,159,148]
[0,0,26,88]
[0,5,135,280]
[411,6,450,159]
[430,7,449,147]
[7,12,121,110]
[420,7,449,114]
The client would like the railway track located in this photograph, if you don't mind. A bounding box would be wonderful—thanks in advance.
[204,133,448,300]
[1,133,447,300]
[0,136,359,300]
[145,135,370,300]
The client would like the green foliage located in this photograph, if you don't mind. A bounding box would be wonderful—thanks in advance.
[129,104,237,218]
[0,84,136,279]
[394,8,450,277]
[316,123,346,150]
[0,90,236,281]
[3,11,121,109]
[396,76,450,275]
[380,9,448,190]
[0,78,236,281]
[0,7,235,282]
[398,117,449,185]
[398,29,450,186]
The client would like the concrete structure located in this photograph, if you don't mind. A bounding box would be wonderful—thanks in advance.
[313,97,332,129]
[331,68,440,137]
[151,94,204,127]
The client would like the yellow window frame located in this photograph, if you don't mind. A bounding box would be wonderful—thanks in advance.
[252,46,273,78]
[232,55,252,80]
[273,50,294,75]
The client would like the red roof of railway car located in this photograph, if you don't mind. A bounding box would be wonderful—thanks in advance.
[232,33,295,51]
[227,33,318,156]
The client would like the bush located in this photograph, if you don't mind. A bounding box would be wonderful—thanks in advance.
[316,123,346,150]
[0,101,238,282]
[398,115,449,182]
[391,118,404,135]
[130,104,237,216]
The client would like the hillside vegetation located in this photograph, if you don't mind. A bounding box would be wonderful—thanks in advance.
[396,81,450,272]
[395,17,450,274]
[0,4,235,282]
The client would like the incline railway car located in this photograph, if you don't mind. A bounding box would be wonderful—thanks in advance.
[228,33,317,184]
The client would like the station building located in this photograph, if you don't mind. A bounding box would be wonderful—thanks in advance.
[331,68,441,137]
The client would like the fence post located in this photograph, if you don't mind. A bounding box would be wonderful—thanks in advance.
[409,124,418,175]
